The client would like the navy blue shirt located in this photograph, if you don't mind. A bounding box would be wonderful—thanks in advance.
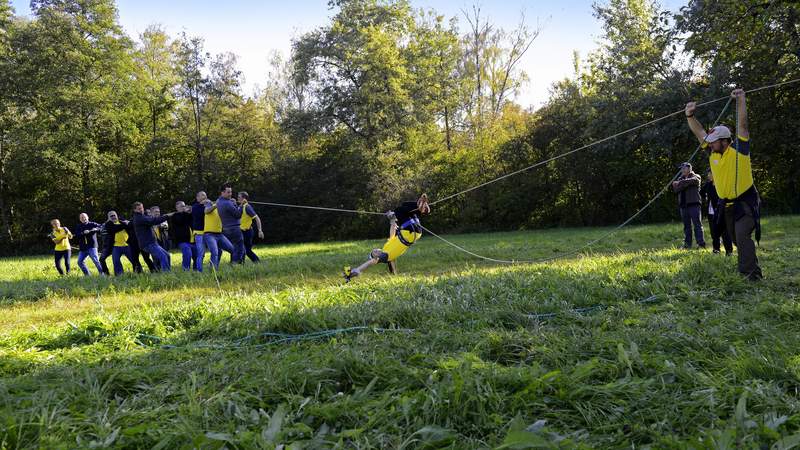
[74,221,102,250]
[191,202,205,232]
[132,212,169,248]
[216,197,243,231]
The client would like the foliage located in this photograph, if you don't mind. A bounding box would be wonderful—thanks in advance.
[0,0,798,253]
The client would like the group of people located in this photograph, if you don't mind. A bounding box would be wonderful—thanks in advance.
[48,90,764,283]
[48,185,265,276]
[675,88,763,281]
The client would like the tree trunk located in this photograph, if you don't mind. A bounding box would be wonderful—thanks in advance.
[0,128,12,242]
[444,104,452,152]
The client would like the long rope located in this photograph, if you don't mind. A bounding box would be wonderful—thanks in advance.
[246,78,800,214]
[419,97,734,264]
[429,78,800,206]
[247,200,385,216]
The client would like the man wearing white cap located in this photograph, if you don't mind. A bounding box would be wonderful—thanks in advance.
[685,89,762,280]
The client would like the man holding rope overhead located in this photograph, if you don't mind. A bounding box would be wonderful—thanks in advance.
[686,88,762,281]
[344,194,430,282]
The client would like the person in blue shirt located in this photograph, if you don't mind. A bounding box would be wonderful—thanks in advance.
[132,202,174,272]
[213,183,245,264]
[74,213,104,276]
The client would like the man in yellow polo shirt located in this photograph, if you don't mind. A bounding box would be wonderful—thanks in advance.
[685,88,762,280]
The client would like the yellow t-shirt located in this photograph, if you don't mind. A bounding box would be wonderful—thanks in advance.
[52,227,72,251]
[240,203,255,231]
[113,221,129,247]
[204,205,222,233]
[381,230,421,262]
[707,136,753,200]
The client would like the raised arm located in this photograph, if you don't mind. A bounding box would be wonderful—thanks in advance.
[685,101,707,144]
[732,88,748,140]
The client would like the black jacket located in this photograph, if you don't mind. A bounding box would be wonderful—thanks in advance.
[101,220,128,251]
[673,172,702,207]
[132,212,169,248]
[74,221,102,251]
[170,211,193,245]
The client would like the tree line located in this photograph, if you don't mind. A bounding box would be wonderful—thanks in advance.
[0,0,798,254]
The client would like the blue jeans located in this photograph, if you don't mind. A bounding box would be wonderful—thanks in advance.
[54,249,71,275]
[204,233,233,269]
[77,247,103,276]
[242,228,260,262]
[680,205,706,248]
[178,242,195,271]
[112,246,133,276]
[143,243,171,272]
[194,234,205,272]
[223,228,245,264]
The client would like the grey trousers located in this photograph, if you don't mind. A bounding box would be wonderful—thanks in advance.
[724,202,762,279]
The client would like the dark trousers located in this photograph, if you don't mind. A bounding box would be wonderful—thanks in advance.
[724,202,762,280]
[223,227,246,264]
[707,213,732,254]
[130,244,156,273]
[54,249,71,275]
[100,247,112,274]
[680,204,705,248]
[242,228,260,262]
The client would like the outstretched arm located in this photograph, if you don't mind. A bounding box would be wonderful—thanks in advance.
[253,215,264,239]
[685,102,707,144]
[732,88,748,140]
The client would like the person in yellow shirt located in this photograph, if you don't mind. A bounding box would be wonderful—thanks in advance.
[238,191,264,263]
[344,194,430,282]
[202,195,234,269]
[49,219,73,275]
[685,88,762,280]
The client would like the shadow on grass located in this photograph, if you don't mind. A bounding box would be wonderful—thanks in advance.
[2,247,795,449]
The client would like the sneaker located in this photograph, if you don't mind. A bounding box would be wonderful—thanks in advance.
[343,266,353,283]
[712,249,720,254]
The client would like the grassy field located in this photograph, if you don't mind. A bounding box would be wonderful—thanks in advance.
[1,216,799,449]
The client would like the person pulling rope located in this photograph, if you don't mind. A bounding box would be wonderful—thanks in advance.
[343,194,431,282]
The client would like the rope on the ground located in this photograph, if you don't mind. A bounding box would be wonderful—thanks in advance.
[137,326,414,350]
[524,294,662,320]
[419,97,734,264]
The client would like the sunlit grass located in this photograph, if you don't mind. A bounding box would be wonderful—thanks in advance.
[1,216,799,448]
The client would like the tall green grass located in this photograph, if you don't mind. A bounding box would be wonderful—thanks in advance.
[1,217,799,448]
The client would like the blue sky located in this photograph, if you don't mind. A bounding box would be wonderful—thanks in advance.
[10,0,687,108]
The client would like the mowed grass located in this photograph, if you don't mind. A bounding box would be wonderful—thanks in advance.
[1,216,800,449]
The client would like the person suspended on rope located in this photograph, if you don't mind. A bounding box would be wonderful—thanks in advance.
[343,194,431,282]
[685,88,762,281]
